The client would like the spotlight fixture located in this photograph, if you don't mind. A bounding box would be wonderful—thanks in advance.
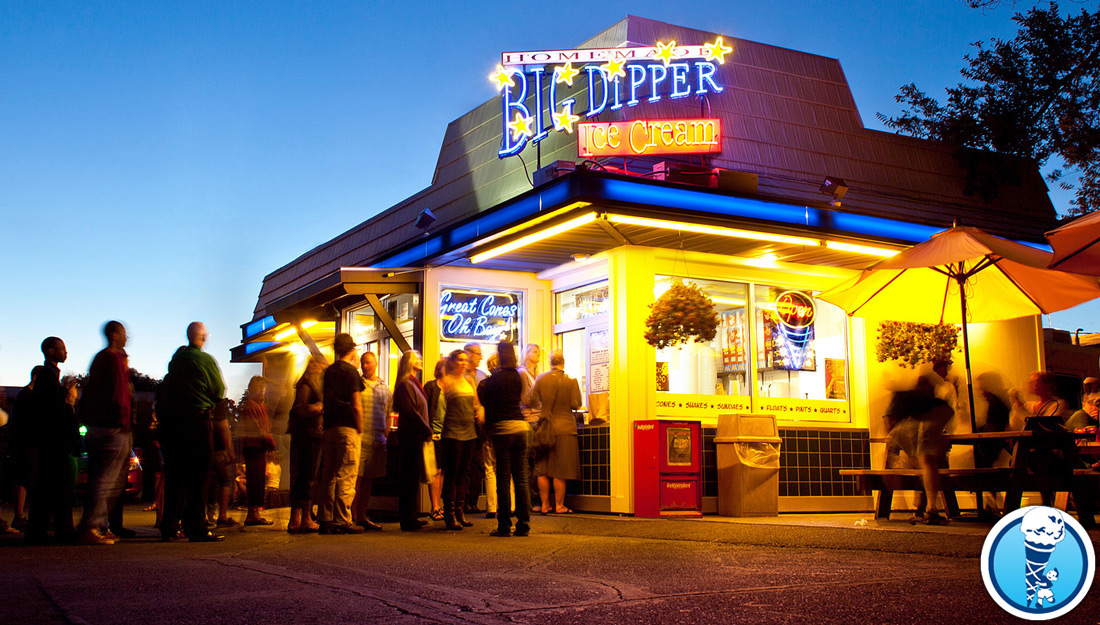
[415,208,436,230]
[570,253,590,262]
[820,176,848,207]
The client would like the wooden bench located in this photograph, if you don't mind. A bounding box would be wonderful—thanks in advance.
[841,432,1100,525]
[839,467,1013,519]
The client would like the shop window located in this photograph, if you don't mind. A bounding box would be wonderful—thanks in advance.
[556,281,610,324]
[654,276,750,396]
[754,285,847,401]
[438,286,522,380]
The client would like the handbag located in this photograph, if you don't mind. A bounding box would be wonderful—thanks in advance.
[1025,400,1067,435]
[421,440,438,484]
[532,372,567,451]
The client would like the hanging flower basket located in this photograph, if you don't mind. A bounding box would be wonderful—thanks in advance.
[875,321,959,368]
[645,280,720,349]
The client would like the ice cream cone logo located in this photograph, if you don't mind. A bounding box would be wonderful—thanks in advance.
[981,506,1095,620]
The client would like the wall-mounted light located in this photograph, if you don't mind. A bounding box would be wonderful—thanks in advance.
[570,253,590,262]
[415,208,436,230]
[824,240,899,257]
[606,214,820,246]
[820,176,848,207]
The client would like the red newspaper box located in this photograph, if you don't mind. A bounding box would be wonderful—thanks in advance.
[634,420,702,517]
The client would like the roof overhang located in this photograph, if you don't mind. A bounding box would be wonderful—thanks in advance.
[232,268,422,363]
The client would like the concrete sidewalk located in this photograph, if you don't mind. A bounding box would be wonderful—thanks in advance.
[6,502,1078,559]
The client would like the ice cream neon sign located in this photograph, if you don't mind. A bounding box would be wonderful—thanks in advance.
[578,118,721,158]
[491,38,733,158]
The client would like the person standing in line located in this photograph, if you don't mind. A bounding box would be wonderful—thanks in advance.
[518,343,541,511]
[8,366,42,533]
[393,350,431,531]
[352,350,390,531]
[439,349,484,530]
[529,349,582,516]
[319,334,365,534]
[287,358,324,534]
[76,321,134,545]
[462,343,489,517]
[423,358,446,521]
[25,338,79,544]
[158,322,227,543]
[478,341,531,537]
[207,398,237,529]
[239,376,274,526]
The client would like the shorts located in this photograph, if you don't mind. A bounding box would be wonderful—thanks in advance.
[210,450,236,487]
[358,441,387,479]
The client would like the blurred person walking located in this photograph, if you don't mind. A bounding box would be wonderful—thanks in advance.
[459,343,486,514]
[76,321,134,545]
[319,334,365,534]
[240,376,274,526]
[439,349,484,530]
[158,322,227,543]
[529,349,582,516]
[478,341,531,537]
[352,351,390,531]
[8,366,42,533]
[393,350,432,531]
[287,358,324,534]
[25,338,79,545]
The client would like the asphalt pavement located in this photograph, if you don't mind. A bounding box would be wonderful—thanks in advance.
[1,505,1097,624]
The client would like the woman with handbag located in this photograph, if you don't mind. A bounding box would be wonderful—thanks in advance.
[439,349,484,530]
[528,349,582,515]
[393,350,432,532]
[240,376,275,526]
[287,359,324,533]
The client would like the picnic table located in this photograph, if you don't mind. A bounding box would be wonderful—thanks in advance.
[840,429,1098,526]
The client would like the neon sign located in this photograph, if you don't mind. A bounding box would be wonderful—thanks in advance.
[578,118,721,158]
[772,291,816,371]
[439,289,521,342]
[492,38,733,158]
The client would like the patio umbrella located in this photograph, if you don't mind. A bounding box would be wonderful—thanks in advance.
[1046,211,1100,274]
[819,226,1100,430]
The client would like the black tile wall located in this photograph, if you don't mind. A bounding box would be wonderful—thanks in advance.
[702,428,870,498]
[576,425,611,496]
[570,426,870,501]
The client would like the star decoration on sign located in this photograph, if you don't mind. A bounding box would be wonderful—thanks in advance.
[554,61,580,86]
[600,57,627,81]
[508,112,534,141]
[654,40,678,66]
[552,102,580,134]
[489,64,515,91]
[703,37,733,64]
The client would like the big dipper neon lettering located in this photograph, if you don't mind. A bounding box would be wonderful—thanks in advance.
[491,38,733,158]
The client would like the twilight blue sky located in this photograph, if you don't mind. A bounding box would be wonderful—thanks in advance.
[1,1,1095,397]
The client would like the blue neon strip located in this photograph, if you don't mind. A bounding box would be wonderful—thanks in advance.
[594,178,824,228]
[375,181,574,268]
[826,212,939,243]
[244,316,276,339]
[244,341,279,355]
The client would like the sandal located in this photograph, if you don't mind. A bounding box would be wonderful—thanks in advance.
[143,504,158,512]
[430,509,444,521]
[554,507,574,514]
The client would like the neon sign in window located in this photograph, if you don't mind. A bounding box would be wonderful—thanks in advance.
[439,288,521,343]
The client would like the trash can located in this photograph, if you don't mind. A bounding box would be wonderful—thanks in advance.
[714,413,781,517]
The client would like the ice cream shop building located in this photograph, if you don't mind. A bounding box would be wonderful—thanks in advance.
[232,16,1060,515]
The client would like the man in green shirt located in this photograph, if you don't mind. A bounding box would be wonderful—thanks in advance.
[159,322,227,542]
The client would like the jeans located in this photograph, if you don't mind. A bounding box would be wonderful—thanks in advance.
[398,434,425,526]
[492,432,531,532]
[79,428,130,532]
[441,438,477,511]
[319,427,361,527]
